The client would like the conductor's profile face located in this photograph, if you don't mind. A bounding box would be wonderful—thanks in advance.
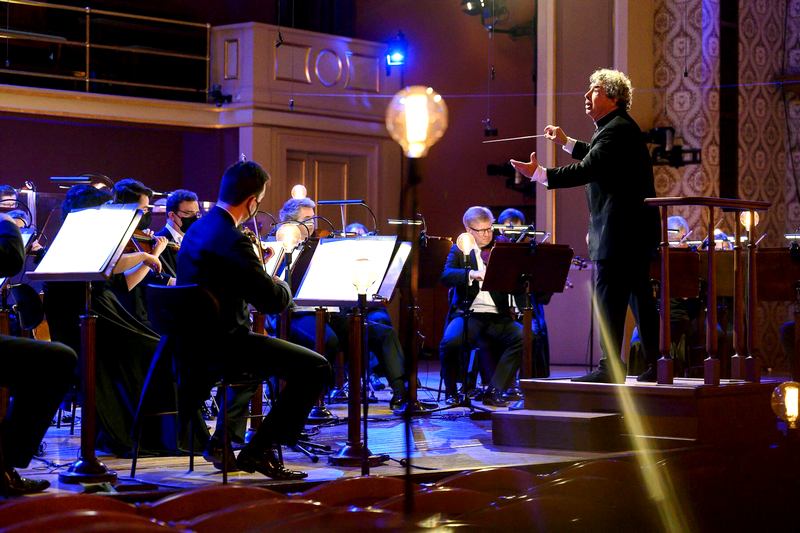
[467,220,494,248]
[584,84,618,122]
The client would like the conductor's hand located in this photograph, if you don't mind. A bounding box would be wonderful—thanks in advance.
[544,125,568,145]
[509,152,539,179]
[152,235,168,256]
[142,254,162,274]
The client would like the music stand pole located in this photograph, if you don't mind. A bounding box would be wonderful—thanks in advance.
[59,282,117,483]
[510,279,534,411]
[308,306,336,423]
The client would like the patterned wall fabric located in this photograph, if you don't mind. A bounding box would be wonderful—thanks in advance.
[653,0,800,369]
[653,0,720,233]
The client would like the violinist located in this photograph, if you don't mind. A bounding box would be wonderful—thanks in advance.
[439,206,524,407]
[278,197,408,409]
[111,178,173,329]
[43,184,188,456]
[155,189,200,276]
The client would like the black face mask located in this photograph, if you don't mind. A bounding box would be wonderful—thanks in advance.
[137,211,152,231]
[178,214,198,234]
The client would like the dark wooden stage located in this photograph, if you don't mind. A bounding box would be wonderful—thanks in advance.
[19,364,785,499]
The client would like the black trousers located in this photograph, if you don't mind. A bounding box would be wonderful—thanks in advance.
[0,335,77,468]
[594,256,660,371]
[210,332,330,449]
[439,312,523,394]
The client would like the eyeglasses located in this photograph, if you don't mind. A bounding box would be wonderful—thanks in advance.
[177,210,200,217]
[468,226,493,235]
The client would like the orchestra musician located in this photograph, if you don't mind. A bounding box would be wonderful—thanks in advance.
[177,161,330,480]
[511,68,661,383]
[43,185,189,456]
[154,189,200,276]
[278,197,408,409]
[0,212,77,495]
[439,206,524,407]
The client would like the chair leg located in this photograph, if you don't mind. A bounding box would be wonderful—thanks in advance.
[56,407,62,429]
[189,415,195,472]
[221,383,228,485]
[69,401,77,436]
[130,420,143,478]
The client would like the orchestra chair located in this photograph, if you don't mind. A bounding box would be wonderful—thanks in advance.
[130,284,280,484]
[2,510,166,533]
[269,507,406,532]
[373,487,496,517]
[299,475,420,507]
[0,493,136,527]
[136,484,285,522]
[436,466,541,496]
[180,499,325,533]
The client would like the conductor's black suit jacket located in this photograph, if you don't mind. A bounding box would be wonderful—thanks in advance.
[546,109,660,261]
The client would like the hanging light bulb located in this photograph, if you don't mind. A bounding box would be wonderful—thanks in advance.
[385,86,448,158]
[276,223,302,253]
[772,381,800,429]
[739,211,760,231]
[456,232,476,258]
[291,184,307,199]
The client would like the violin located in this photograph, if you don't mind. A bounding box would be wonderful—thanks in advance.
[479,234,512,266]
[241,226,275,270]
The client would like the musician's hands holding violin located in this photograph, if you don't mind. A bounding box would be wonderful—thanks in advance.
[469,269,485,282]
[141,253,162,274]
[151,235,168,257]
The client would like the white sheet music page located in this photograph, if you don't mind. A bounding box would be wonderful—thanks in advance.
[35,206,136,275]
[295,236,397,304]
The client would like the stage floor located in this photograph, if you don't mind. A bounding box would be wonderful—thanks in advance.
[18,364,682,497]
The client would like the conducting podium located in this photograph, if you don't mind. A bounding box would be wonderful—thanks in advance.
[294,235,410,473]
[27,203,143,484]
[482,242,574,385]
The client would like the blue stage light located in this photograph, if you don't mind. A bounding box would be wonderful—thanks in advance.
[385,31,407,68]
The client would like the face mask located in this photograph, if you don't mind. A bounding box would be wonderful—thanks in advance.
[178,214,198,234]
[137,211,152,231]
[246,197,258,222]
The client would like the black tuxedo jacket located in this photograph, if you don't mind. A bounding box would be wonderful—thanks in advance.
[177,206,291,336]
[0,219,24,277]
[154,226,178,278]
[440,243,523,317]
[546,109,660,261]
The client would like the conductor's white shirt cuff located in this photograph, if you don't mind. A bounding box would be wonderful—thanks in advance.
[563,137,577,155]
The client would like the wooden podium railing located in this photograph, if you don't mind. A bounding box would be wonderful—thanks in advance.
[644,197,770,385]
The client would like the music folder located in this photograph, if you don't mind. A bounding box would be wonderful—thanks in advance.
[482,242,574,295]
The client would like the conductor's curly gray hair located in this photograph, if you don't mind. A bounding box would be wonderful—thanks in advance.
[590,69,633,111]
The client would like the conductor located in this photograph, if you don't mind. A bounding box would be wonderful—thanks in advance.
[511,68,660,383]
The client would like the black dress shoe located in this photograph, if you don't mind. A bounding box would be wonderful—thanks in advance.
[637,365,658,382]
[236,446,308,480]
[444,393,461,406]
[501,387,523,402]
[482,388,509,407]
[3,469,50,496]
[571,369,622,384]
[369,373,386,391]
[202,440,240,472]
[389,392,406,411]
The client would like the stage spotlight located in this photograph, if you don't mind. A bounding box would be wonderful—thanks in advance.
[385,31,407,67]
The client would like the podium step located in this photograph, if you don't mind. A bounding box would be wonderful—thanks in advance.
[492,409,624,451]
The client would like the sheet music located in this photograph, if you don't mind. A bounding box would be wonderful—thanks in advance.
[33,206,138,275]
[295,236,397,305]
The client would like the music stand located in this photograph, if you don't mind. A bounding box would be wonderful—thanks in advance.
[482,242,573,409]
[27,204,142,484]
[295,236,407,473]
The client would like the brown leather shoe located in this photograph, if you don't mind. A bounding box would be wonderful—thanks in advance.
[3,469,50,496]
[236,446,307,480]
